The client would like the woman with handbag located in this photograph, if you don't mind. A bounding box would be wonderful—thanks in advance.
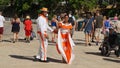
[80,14,94,46]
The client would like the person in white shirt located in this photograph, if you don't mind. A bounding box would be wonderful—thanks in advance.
[35,7,54,62]
[0,12,5,42]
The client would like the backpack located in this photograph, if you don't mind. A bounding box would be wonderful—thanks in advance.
[68,17,75,26]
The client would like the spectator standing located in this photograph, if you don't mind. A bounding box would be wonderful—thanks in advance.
[91,13,96,42]
[102,16,111,38]
[115,16,120,33]
[23,15,32,43]
[68,11,76,38]
[0,12,5,42]
[114,13,118,20]
[80,14,94,46]
[51,15,58,42]
[94,11,103,45]
[11,14,21,43]
[35,7,54,62]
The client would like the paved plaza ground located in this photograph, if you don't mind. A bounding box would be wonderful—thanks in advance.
[0,22,119,68]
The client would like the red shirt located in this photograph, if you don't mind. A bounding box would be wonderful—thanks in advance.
[24,19,32,30]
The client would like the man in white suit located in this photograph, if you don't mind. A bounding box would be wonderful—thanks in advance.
[35,7,54,62]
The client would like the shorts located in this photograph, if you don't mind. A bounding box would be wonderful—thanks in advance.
[95,28,102,37]
[25,30,31,36]
[0,27,3,34]
[84,30,92,34]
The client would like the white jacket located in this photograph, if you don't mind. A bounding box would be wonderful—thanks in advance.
[36,15,53,36]
[0,15,5,27]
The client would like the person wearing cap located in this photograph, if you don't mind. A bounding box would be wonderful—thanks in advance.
[23,15,32,43]
[35,7,54,62]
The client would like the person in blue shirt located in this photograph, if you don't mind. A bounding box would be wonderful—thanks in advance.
[80,14,94,46]
[103,16,111,37]
[51,15,58,42]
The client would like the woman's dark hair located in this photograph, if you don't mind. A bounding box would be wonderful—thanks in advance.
[106,16,109,20]
[14,14,18,20]
[63,14,69,23]
[86,14,91,19]
[64,14,69,18]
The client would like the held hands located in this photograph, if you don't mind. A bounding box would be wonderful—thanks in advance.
[44,34,49,39]
[46,35,49,39]
[53,29,58,34]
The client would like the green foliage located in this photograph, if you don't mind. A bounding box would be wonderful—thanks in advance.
[74,14,79,19]
[107,9,120,17]
[102,1,109,8]
[108,10,114,16]
[69,0,97,11]
[116,0,120,3]
[22,3,30,11]
[1,0,120,18]
[0,0,10,5]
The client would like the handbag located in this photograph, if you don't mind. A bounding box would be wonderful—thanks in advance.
[84,19,90,30]
[30,31,36,40]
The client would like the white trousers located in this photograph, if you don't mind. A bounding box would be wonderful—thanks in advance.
[36,32,48,61]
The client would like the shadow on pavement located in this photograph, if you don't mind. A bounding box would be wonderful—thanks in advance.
[47,40,56,45]
[73,39,85,41]
[85,52,102,56]
[18,39,26,42]
[48,39,85,45]
[2,40,11,42]
[9,55,34,61]
[103,58,120,63]
[47,57,63,63]
[74,41,85,45]
[73,39,86,45]
[9,55,63,63]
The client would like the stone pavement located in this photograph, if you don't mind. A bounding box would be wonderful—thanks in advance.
[0,22,119,68]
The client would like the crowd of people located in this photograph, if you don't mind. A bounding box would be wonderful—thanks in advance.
[0,7,76,64]
[35,7,75,64]
[0,7,120,64]
[80,11,120,46]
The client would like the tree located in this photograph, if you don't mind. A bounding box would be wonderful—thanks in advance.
[1,0,114,18]
[0,0,10,5]
[68,0,97,15]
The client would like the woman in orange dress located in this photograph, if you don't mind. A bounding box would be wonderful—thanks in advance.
[57,15,75,64]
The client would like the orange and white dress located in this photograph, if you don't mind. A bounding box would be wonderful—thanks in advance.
[57,22,75,64]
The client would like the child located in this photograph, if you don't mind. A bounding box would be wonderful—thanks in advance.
[23,15,32,43]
